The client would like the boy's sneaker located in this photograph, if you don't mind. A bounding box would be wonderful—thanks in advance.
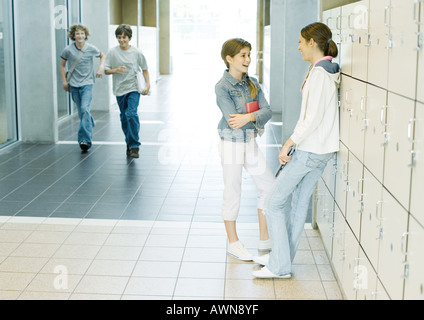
[129,148,140,159]
[227,241,253,261]
[252,266,291,279]
[80,141,90,152]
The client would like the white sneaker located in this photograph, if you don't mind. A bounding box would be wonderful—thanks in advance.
[252,266,292,279]
[258,239,272,252]
[227,241,253,261]
[253,254,269,266]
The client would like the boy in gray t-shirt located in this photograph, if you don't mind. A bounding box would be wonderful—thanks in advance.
[105,24,150,159]
[60,24,105,152]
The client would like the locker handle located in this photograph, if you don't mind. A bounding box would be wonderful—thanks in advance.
[414,32,423,51]
[375,200,385,221]
[409,150,417,168]
[401,232,410,256]
[384,6,391,27]
[360,96,368,114]
[362,118,369,132]
[382,132,390,148]
[414,0,424,25]
[380,105,389,126]
[385,33,393,50]
[402,261,410,279]
[407,119,417,143]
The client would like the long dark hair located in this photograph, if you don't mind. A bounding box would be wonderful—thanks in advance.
[301,22,338,58]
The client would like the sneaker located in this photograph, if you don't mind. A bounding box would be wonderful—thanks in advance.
[227,241,253,261]
[129,148,140,159]
[252,266,291,279]
[258,239,272,252]
[80,141,90,152]
[253,254,269,266]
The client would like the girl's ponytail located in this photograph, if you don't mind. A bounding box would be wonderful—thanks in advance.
[245,74,258,100]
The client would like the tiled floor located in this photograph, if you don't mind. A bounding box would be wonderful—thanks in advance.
[0,69,343,300]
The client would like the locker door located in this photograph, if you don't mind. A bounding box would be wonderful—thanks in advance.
[403,217,424,300]
[340,3,356,76]
[351,0,370,82]
[341,223,360,300]
[322,153,337,198]
[367,0,390,88]
[361,167,383,270]
[417,1,424,103]
[340,75,353,147]
[388,0,420,100]
[384,93,414,210]
[348,79,367,162]
[355,247,378,300]
[374,279,391,300]
[315,179,334,256]
[335,142,349,216]
[332,206,346,287]
[410,102,424,226]
[378,188,408,300]
[345,152,364,240]
[363,84,387,183]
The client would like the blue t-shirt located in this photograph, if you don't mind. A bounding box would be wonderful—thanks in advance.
[61,42,102,87]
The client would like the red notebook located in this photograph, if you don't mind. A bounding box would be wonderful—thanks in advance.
[246,101,259,113]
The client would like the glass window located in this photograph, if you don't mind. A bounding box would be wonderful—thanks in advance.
[0,0,17,149]
[171,0,258,76]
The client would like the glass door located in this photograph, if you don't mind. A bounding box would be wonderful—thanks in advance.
[0,0,17,149]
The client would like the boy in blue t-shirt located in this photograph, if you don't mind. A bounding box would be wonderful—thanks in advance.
[60,24,105,152]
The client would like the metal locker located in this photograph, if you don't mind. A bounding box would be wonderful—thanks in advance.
[355,246,378,300]
[363,84,387,184]
[322,153,337,198]
[351,0,370,82]
[349,79,367,162]
[403,216,424,300]
[335,142,349,217]
[374,279,391,300]
[410,102,424,226]
[360,167,383,270]
[345,151,364,240]
[378,188,409,300]
[341,221,360,300]
[383,92,415,210]
[315,179,335,256]
[340,76,367,162]
[340,75,353,147]
[387,0,420,100]
[417,1,424,103]
[367,0,391,89]
[323,7,342,67]
[340,3,356,76]
[332,205,346,284]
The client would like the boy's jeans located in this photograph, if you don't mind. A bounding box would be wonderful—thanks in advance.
[70,85,95,146]
[116,92,141,150]
[264,150,335,276]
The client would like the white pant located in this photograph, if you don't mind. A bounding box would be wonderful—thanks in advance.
[219,139,275,221]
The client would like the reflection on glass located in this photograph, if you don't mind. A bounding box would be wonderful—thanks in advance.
[0,0,17,148]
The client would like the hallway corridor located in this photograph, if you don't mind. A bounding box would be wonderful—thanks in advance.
[0,71,343,300]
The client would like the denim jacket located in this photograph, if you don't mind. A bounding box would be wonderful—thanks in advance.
[215,71,272,142]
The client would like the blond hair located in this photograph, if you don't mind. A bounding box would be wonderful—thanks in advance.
[221,38,258,99]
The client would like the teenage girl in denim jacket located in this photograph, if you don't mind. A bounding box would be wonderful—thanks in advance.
[215,38,274,261]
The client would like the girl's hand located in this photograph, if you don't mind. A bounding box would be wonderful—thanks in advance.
[279,140,295,165]
[228,114,253,129]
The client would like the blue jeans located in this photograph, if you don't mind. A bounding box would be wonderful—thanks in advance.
[70,85,95,146]
[264,150,335,276]
[116,92,141,150]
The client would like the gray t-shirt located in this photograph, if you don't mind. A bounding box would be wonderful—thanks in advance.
[61,42,102,87]
[105,46,148,97]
